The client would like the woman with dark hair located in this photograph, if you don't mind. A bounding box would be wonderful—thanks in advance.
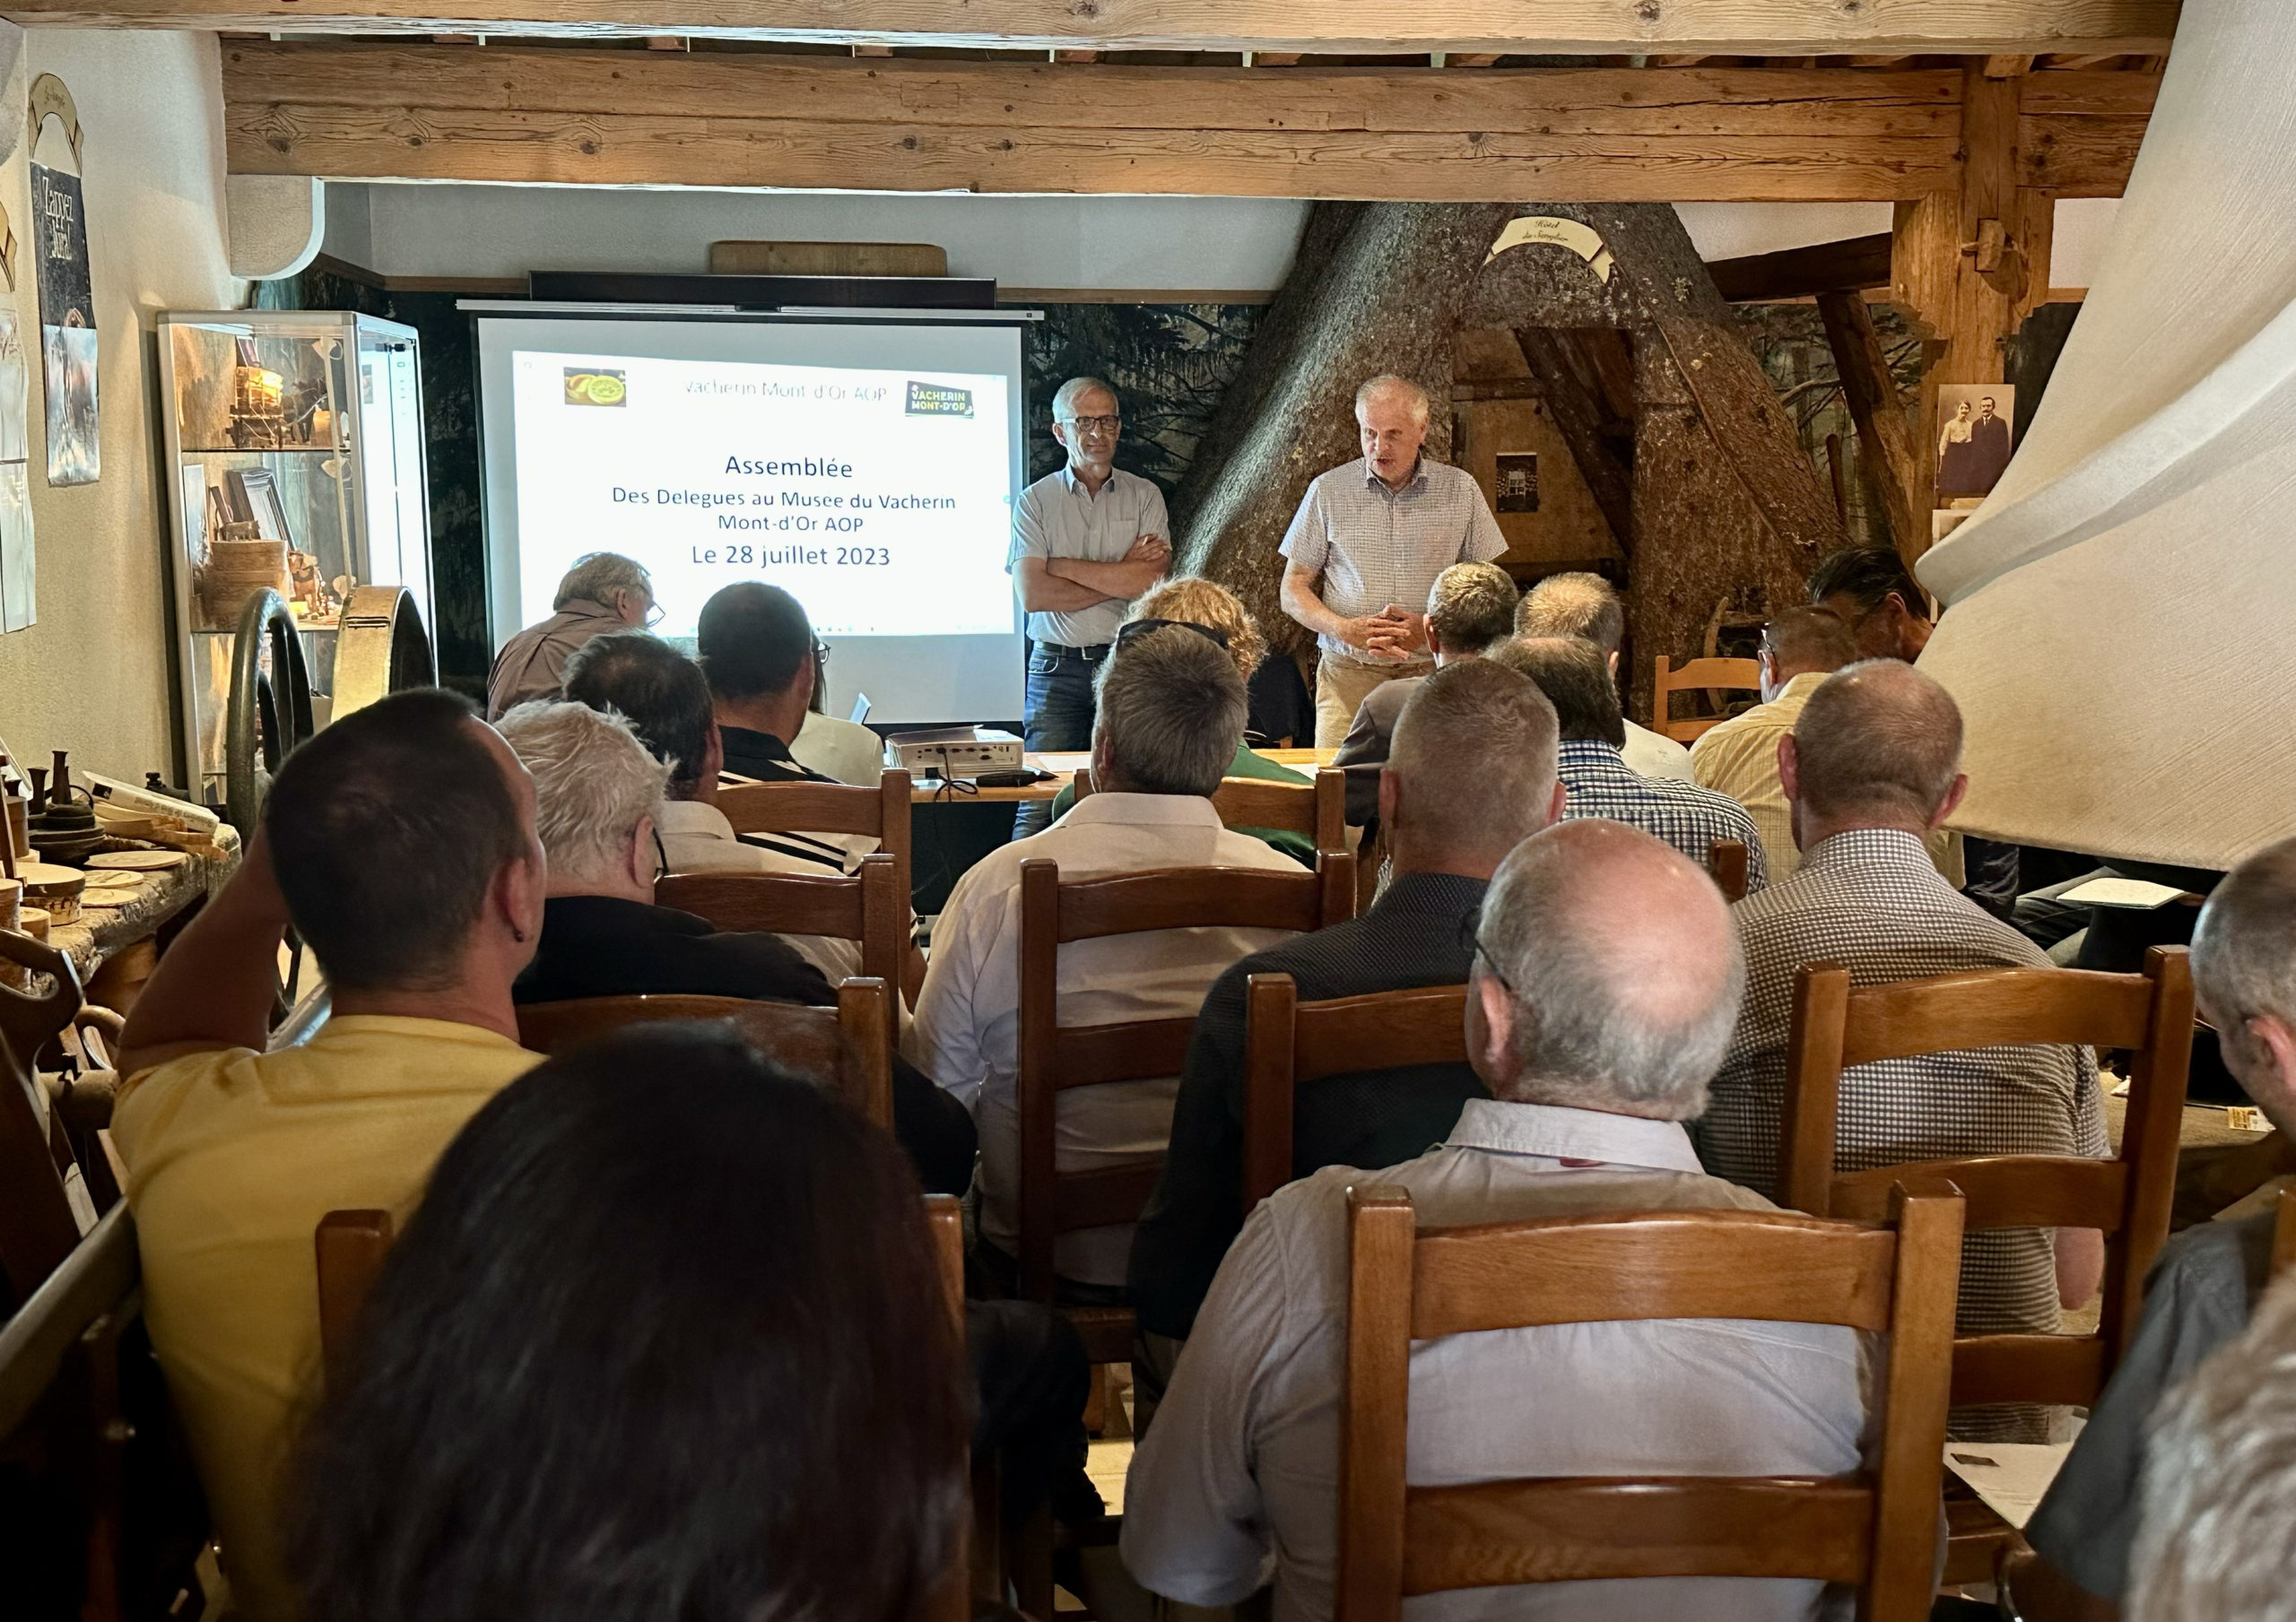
[287,1026,970,1622]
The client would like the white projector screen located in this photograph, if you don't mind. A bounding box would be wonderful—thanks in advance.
[476,311,1029,723]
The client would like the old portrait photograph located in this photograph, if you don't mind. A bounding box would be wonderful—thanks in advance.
[1935,383,2014,500]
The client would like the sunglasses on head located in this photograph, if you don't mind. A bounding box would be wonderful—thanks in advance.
[1116,618,1231,652]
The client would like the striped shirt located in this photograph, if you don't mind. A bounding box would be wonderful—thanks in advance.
[1278,456,1507,660]
[1557,739,1770,893]
[1694,828,2108,1441]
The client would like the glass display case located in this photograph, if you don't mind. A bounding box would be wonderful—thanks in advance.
[159,310,432,805]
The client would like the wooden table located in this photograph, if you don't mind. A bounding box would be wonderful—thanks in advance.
[910,747,1338,803]
[37,837,237,1011]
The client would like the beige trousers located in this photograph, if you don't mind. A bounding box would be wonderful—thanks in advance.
[1312,650,1430,749]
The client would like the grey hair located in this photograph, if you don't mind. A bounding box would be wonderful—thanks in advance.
[1791,660,1963,824]
[495,700,668,888]
[1424,561,1521,655]
[2192,836,2296,1049]
[553,551,651,613]
[1092,625,1246,798]
[1518,571,1625,656]
[1052,377,1118,421]
[1388,661,1557,867]
[1353,373,1431,426]
[1477,822,1747,1118]
[2129,1271,2296,1621]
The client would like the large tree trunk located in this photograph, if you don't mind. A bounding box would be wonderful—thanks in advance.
[1179,200,1841,712]
[1172,202,1519,656]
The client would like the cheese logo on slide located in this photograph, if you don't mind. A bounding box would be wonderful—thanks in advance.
[905,381,973,418]
[564,369,628,407]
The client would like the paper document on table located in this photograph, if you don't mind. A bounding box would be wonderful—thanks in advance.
[2057,876,2191,909]
[1944,1442,2074,1529]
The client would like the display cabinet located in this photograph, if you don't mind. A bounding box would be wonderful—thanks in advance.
[159,310,433,806]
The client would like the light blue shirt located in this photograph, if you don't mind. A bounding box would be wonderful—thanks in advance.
[1007,464,1170,647]
[1279,455,1509,660]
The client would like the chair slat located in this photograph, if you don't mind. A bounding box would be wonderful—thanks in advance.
[1652,655,1761,743]
[1052,1018,1195,1090]
[1055,865,1330,941]
[1336,1188,1415,1622]
[1051,1160,1166,1234]
[1829,1156,2126,1230]
[1294,984,1467,1084]
[1402,1477,1874,1592]
[1949,1332,2108,1409]
[1411,1210,1902,1339]
[1707,838,1750,903]
[316,1209,394,1392]
[1839,967,2155,1064]
[717,768,912,916]
[657,868,866,939]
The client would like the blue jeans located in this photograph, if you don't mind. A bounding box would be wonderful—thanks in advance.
[1013,643,1101,838]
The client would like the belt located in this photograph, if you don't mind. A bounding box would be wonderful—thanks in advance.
[1035,641,1112,661]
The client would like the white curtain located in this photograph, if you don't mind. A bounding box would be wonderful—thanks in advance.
[1917,0,2296,871]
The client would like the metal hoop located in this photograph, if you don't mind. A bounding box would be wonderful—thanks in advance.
[224,588,314,838]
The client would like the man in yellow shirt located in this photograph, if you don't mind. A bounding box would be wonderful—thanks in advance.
[113,690,549,1622]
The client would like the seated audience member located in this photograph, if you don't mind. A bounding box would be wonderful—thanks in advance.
[697,580,879,789]
[287,1028,971,1622]
[2127,1270,2296,1622]
[1246,641,1315,750]
[110,690,549,1622]
[910,624,1306,1293]
[485,551,654,719]
[1046,577,1316,863]
[561,628,868,984]
[1128,660,1564,1420]
[1517,570,1692,779]
[1497,635,1769,890]
[1331,559,1518,824]
[496,701,972,1196]
[2014,836,2296,1613]
[1689,606,1858,882]
[1123,820,1867,1619]
[1806,545,1932,663]
[1695,660,2105,1441]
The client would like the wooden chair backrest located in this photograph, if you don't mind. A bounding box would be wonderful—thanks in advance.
[515,981,895,1131]
[1210,768,1347,856]
[0,950,87,1302]
[316,1208,395,1392]
[657,853,905,992]
[1652,655,1762,743]
[1335,1184,1963,1622]
[1014,858,1351,1301]
[2274,1185,2296,1279]
[922,1192,971,1621]
[718,768,913,913]
[1708,838,1751,903]
[1779,946,2195,1409]
[1241,976,1468,1214]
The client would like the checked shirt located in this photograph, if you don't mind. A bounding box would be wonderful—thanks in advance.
[1557,738,1771,892]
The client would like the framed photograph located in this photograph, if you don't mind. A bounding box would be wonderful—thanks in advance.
[1494,451,1540,514]
[225,467,296,551]
[1935,384,2015,500]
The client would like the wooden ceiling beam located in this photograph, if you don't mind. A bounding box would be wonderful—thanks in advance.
[4,0,2182,54]
[220,44,2155,201]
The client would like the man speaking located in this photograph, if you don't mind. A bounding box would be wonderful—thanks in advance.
[1278,375,1508,746]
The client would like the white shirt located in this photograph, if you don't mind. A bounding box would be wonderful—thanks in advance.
[654,798,865,987]
[1622,717,1694,781]
[908,792,1302,1284]
[1123,1098,1873,1622]
[790,711,886,787]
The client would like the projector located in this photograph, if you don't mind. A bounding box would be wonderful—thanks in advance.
[889,726,1026,777]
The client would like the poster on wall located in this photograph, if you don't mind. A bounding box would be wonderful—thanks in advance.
[1495,452,1540,513]
[30,74,96,489]
[0,306,36,631]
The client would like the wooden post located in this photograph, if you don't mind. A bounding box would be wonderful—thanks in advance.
[1890,67,2054,559]
[1815,290,1924,563]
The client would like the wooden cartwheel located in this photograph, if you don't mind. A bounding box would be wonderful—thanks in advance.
[331,585,437,721]
[223,588,315,840]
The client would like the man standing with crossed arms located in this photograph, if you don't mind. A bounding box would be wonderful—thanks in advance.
[1279,374,1509,747]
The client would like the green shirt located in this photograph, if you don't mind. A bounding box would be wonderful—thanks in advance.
[1047,745,1316,866]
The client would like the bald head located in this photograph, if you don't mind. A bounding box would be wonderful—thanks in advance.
[1471,820,1747,1118]
[1786,660,1966,833]
[1385,661,1561,873]
[2193,837,2296,1126]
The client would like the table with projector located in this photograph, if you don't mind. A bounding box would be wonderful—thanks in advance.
[906,748,1335,802]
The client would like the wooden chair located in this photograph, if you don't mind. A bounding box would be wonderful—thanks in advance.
[1652,655,1762,743]
[1708,837,1751,903]
[1241,976,1468,1215]
[0,950,94,1303]
[2273,1184,2296,1279]
[515,982,895,1132]
[658,852,906,997]
[718,768,913,915]
[1015,858,1353,1360]
[1779,945,2196,1582]
[1210,768,1347,857]
[1335,1183,1964,1622]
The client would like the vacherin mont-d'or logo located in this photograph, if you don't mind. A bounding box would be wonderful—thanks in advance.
[564,368,628,407]
[904,381,973,418]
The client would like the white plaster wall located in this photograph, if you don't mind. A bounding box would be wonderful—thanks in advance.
[342,182,1313,291]
[0,30,243,784]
